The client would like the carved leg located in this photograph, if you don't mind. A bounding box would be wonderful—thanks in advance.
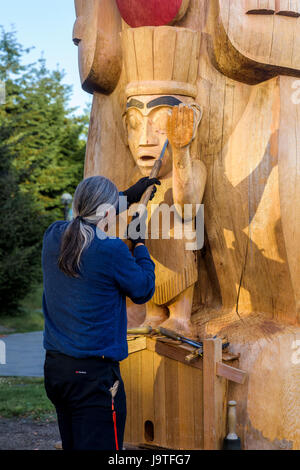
[160,285,195,338]
[141,298,168,328]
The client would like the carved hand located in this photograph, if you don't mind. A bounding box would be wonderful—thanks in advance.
[167,104,195,149]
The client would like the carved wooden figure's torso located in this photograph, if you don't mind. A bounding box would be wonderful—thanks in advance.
[123,89,206,335]
[141,169,199,306]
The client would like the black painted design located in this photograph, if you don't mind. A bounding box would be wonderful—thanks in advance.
[147,96,183,108]
[126,99,144,109]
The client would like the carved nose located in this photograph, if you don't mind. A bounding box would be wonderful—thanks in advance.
[139,119,159,146]
[72,17,84,45]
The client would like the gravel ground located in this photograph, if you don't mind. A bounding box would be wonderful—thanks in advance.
[0,418,142,451]
[0,417,61,450]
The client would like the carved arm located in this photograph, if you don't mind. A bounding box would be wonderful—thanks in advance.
[167,105,206,212]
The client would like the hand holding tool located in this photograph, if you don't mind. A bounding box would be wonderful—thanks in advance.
[123,177,161,206]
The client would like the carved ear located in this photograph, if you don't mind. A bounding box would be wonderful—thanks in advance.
[190,103,203,140]
[122,114,129,146]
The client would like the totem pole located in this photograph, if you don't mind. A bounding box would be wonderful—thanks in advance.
[73,0,300,449]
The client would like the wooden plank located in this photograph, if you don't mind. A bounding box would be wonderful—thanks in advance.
[153,354,167,447]
[141,349,155,444]
[165,357,180,449]
[127,336,147,354]
[192,369,204,449]
[125,337,240,449]
[152,338,203,370]
[216,362,247,384]
[203,338,225,450]
[222,351,240,362]
[149,336,206,449]
[129,352,143,445]
[149,335,240,364]
[178,362,195,449]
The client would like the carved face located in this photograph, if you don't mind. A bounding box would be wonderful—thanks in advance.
[209,0,300,83]
[73,0,122,94]
[125,95,193,177]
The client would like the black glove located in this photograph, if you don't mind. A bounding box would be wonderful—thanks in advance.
[123,177,161,206]
[126,212,147,246]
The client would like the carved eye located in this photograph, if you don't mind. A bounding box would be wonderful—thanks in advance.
[128,115,139,130]
[152,109,170,129]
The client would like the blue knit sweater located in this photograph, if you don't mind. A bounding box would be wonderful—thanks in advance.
[42,221,155,361]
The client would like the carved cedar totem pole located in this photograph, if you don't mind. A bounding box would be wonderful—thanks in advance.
[73,0,300,450]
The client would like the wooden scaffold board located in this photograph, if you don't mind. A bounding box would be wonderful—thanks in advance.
[121,335,246,450]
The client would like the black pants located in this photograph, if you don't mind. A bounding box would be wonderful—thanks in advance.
[44,350,126,450]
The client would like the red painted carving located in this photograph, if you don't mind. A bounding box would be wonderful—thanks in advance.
[116,0,183,27]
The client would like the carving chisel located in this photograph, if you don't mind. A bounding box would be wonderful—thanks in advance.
[139,139,169,208]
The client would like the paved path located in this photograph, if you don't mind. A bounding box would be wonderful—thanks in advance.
[0,331,44,377]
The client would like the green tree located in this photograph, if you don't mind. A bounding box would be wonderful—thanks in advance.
[0,119,49,316]
[0,27,88,315]
[0,26,87,219]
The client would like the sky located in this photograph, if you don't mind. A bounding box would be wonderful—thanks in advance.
[0,0,92,115]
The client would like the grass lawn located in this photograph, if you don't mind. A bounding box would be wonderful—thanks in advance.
[0,287,56,422]
[0,284,44,334]
[0,377,56,421]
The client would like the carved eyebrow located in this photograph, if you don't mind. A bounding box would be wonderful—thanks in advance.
[126,99,144,109]
[147,96,183,108]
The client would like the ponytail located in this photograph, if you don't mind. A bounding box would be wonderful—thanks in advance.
[58,218,95,278]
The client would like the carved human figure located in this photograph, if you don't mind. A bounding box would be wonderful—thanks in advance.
[124,94,206,336]
[121,26,206,336]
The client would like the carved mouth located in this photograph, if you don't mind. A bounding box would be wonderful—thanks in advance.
[140,155,156,161]
[138,155,157,167]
